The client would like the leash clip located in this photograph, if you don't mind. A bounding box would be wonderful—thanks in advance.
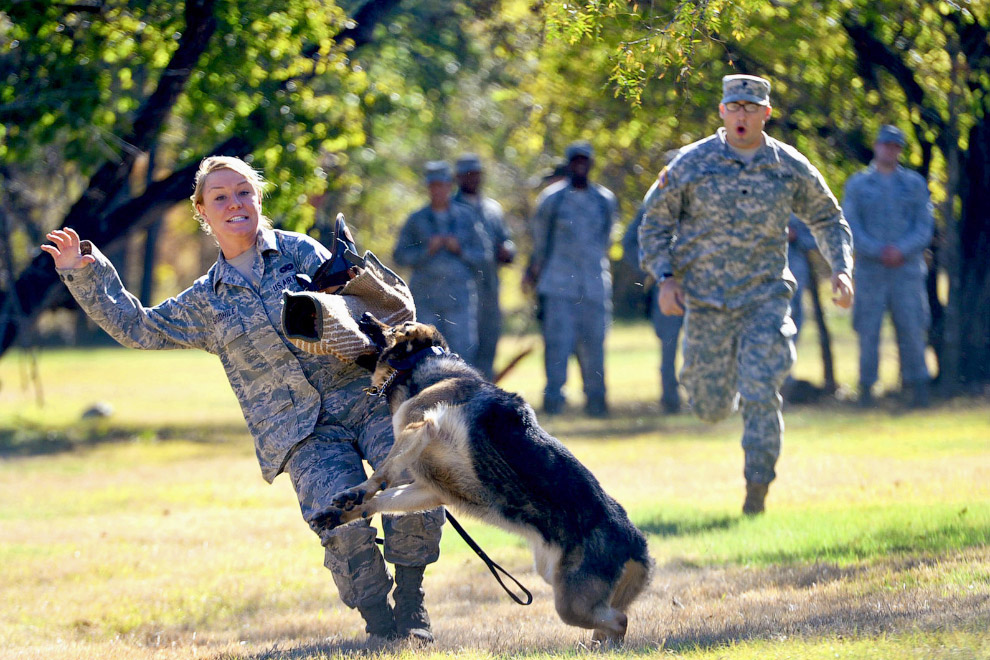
[364,368,397,397]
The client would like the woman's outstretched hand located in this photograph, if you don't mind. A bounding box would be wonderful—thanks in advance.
[41,228,96,270]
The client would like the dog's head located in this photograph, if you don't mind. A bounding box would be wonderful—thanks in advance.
[358,313,449,391]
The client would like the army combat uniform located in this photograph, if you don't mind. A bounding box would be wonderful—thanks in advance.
[530,154,618,414]
[56,227,443,615]
[843,159,933,396]
[393,199,489,365]
[453,189,514,381]
[640,128,853,485]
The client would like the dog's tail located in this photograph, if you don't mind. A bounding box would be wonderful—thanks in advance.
[610,556,652,611]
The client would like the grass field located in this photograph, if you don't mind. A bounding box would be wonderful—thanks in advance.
[0,320,988,659]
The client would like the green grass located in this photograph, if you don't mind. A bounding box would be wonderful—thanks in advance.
[0,321,988,659]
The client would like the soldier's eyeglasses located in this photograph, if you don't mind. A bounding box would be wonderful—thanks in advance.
[725,102,763,114]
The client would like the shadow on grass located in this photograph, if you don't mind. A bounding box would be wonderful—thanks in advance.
[0,422,248,457]
[637,512,739,538]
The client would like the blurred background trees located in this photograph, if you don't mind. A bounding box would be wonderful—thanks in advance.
[1,0,986,392]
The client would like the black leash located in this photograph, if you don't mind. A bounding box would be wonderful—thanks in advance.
[445,511,533,605]
[376,510,532,606]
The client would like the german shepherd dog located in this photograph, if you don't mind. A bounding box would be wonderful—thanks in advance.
[314,314,653,643]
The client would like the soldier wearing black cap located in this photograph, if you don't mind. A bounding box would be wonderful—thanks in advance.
[528,140,618,417]
[843,124,934,408]
[453,153,516,380]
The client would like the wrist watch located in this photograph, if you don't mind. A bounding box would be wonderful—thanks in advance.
[657,272,675,283]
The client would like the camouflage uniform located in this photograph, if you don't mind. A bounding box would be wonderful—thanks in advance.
[640,128,853,484]
[56,227,443,610]
[453,188,514,381]
[622,205,683,411]
[393,201,489,366]
[531,155,618,412]
[843,160,933,392]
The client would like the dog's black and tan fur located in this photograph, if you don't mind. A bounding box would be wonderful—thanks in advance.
[315,314,653,642]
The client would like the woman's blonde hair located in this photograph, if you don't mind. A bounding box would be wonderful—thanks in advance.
[190,156,273,235]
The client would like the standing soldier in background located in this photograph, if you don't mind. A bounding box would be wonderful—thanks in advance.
[453,153,516,381]
[622,205,684,414]
[843,124,934,409]
[527,141,618,417]
[393,161,488,366]
[640,75,854,515]
[787,214,818,339]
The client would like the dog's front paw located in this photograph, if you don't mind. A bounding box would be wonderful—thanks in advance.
[331,487,367,511]
[311,506,345,530]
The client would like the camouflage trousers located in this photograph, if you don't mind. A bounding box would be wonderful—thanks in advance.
[541,294,611,407]
[285,398,444,609]
[475,276,502,381]
[681,295,796,485]
[852,264,930,388]
[649,286,684,405]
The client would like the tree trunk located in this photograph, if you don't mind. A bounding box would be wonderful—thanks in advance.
[0,0,218,355]
[956,117,990,387]
[0,0,405,358]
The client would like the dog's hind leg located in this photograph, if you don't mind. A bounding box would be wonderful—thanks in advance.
[552,563,629,644]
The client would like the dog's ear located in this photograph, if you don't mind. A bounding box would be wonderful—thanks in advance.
[358,312,390,350]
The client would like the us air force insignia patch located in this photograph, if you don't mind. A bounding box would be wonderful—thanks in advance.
[657,166,670,189]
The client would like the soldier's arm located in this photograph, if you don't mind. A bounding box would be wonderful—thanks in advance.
[392,212,431,268]
[639,177,680,281]
[793,165,853,278]
[893,175,935,257]
[840,177,884,258]
[528,191,555,273]
[621,207,644,269]
[490,202,516,262]
[53,239,215,352]
[454,209,489,268]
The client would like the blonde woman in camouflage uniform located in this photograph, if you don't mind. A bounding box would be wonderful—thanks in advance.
[639,75,855,515]
[41,156,443,643]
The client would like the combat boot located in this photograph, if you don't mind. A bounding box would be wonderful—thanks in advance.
[857,386,874,409]
[357,595,397,641]
[908,381,931,409]
[392,565,433,643]
[743,481,769,516]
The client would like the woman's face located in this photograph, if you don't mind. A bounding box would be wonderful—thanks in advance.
[196,168,263,258]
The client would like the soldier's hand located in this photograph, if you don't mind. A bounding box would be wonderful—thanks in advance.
[880,245,906,268]
[427,235,446,255]
[831,272,854,309]
[658,278,685,316]
[41,228,96,270]
[444,236,462,255]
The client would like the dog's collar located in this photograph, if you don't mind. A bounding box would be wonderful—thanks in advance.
[385,345,448,371]
[364,346,449,397]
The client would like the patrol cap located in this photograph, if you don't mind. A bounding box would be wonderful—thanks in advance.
[875,124,906,146]
[455,153,483,175]
[424,160,452,183]
[564,140,593,161]
[721,74,771,106]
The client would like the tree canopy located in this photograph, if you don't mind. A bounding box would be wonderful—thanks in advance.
[1,0,988,388]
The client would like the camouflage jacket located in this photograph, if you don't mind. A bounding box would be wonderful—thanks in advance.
[392,202,488,306]
[58,228,391,483]
[640,128,853,309]
[452,190,514,292]
[842,162,933,275]
[530,180,617,303]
